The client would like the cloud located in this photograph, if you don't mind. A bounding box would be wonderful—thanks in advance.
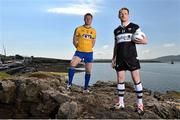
[94,51,112,59]
[46,0,102,15]
[94,51,105,55]
[142,49,150,54]
[163,43,175,48]
[94,45,112,59]
[102,45,109,49]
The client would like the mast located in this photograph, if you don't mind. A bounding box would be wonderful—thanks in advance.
[3,43,6,56]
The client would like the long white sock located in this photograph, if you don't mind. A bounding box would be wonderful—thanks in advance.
[117,83,125,104]
[134,82,143,104]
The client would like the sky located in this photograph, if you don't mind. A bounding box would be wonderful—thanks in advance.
[0,0,180,59]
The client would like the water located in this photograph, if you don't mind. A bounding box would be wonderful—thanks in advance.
[73,63,180,93]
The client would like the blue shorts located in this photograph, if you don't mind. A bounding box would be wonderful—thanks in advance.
[74,51,93,63]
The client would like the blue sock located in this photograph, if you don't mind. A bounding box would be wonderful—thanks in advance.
[84,73,91,90]
[68,67,75,85]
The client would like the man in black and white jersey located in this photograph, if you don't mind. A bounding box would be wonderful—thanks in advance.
[112,7,148,115]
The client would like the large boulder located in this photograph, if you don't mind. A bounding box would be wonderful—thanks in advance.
[0,80,16,103]
[57,101,79,119]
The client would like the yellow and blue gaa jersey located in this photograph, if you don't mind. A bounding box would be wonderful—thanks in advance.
[74,25,96,52]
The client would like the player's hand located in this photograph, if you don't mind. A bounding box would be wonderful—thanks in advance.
[132,38,142,44]
[132,35,147,44]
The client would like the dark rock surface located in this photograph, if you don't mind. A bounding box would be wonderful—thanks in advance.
[0,75,179,119]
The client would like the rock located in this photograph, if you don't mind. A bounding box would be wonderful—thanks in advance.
[93,80,116,87]
[16,78,41,102]
[40,89,74,104]
[0,80,16,103]
[58,86,66,93]
[29,101,59,118]
[153,102,180,118]
[154,91,164,101]
[57,101,79,119]
[144,96,158,107]
[0,83,3,90]
[0,104,14,118]
[141,110,161,119]
[0,75,179,119]
[165,91,180,101]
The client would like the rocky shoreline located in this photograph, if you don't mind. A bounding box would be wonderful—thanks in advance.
[0,72,179,119]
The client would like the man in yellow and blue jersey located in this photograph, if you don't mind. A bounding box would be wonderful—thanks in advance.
[67,13,96,93]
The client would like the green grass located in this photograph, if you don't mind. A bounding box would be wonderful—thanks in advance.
[0,72,11,79]
[48,72,67,76]
[28,71,67,78]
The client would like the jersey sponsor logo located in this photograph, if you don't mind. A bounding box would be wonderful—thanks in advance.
[116,33,133,43]
[122,30,125,33]
[82,34,93,39]
[128,28,132,31]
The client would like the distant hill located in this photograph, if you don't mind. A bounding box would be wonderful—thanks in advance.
[94,59,111,63]
[94,59,161,63]
[94,55,180,63]
[151,55,180,62]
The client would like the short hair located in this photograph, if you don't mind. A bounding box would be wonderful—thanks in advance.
[119,7,129,14]
[84,13,93,19]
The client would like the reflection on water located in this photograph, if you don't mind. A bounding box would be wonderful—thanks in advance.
[73,63,180,93]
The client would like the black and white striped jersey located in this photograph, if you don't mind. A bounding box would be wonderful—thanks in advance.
[114,22,141,59]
